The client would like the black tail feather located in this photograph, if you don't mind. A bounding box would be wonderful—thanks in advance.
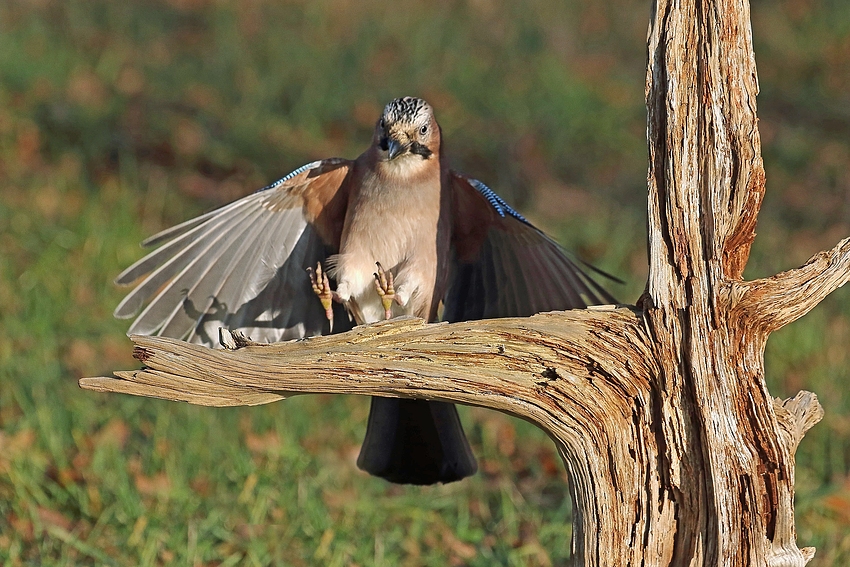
[356,397,478,485]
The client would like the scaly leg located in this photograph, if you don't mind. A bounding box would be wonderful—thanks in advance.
[307,262,341,332]
[373,262,403,320]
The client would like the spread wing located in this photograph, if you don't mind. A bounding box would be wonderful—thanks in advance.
[114,159,355,345]
[444,172,617,322]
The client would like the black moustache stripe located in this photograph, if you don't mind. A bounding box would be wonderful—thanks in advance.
[410,142,432,159]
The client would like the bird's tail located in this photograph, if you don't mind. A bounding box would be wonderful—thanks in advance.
[356,397,478,485]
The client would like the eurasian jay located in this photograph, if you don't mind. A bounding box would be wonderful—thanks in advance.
[115,96,616,485]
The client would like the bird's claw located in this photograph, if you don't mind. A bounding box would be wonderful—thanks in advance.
[308,262,335,331]
[373,262,398,320]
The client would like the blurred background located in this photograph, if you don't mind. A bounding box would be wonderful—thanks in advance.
[1,0,849,564]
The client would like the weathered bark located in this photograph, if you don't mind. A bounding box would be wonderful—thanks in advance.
[81,0,850,565]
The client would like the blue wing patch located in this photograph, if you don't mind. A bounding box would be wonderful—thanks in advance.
[467,178,529,224]
[256,161,324,193]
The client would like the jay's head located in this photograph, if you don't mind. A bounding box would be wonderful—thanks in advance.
[375,97,440,164]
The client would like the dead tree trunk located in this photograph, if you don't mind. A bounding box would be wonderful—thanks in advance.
[81,0,850,564]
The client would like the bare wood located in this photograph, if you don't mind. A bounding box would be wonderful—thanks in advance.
[727,237,850,333]
[83,311,647,408]
[81,308,667,565]
[638,0,825,562]
[82,309,664,565]
[80,0,847,564]
[773,392,825,453]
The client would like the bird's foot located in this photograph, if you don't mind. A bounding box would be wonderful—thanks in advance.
[373,262,402,320]
[307,262,339,331]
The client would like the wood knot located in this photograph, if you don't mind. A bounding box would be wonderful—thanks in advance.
[536,367,560,385]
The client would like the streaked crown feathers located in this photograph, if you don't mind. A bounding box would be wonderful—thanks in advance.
[383,97,432,125]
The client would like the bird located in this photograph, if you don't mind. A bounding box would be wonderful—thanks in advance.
[114,96,617,485]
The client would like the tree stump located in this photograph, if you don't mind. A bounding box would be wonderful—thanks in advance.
[81,0,850,564]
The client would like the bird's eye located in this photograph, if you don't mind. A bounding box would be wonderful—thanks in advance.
[379,118,385,129]
[419,124,428,135]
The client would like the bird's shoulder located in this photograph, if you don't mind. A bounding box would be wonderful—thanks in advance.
[258,157,357,247]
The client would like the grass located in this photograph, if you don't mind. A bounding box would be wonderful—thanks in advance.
[2,0,850,564]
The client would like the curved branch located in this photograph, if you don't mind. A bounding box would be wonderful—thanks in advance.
[81,308,649,424]
[725,236,850,333]
[82,307,670,566]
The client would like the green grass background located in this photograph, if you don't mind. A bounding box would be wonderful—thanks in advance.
[2,0,850,564]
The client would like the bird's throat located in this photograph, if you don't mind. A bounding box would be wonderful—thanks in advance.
[375,154,435,183]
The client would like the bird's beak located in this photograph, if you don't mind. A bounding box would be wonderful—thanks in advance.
[386,138,406,160]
